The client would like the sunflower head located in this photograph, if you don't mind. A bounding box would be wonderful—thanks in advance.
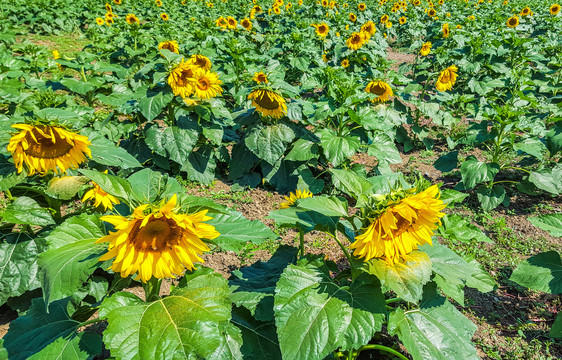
[349,12,357,21]
[97,194,220,282]
[248,88,287,119]
[341,59,350,68]
[114,0,121,4]
[346,32,366,50]
[52,50,60,60]
[315,22,330,37]
[280,189,313,209]
[360,21,376,36]
[252,71,268,84]
[193,70,223,100]
[83,173,120,211]
[435,64,458,92]
[381,14,389,23]
[168,59,203,99]
[420,41,432,56]
[520,6,531,16]
[399,16,406,25]
[96,17,105,25]
[158,40,179,54]
[126,13,139,25]
[241,18,252,30]
[550,4,561,15]
[161,13,169,21]
[349,184,446,264]
[427,8,436,17]
[226,16,237,28]
[155,0,162,6]
[105,2,112,12]
[7,124,91,176]
[442,23,450,37]
[365,80,393,102]
[187,54,212,70]
[506,15,519,28]
[358,3,366,11]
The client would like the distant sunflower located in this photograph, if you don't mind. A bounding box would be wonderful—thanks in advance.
[349,185,446,264]
[215,16,228,28]
[365,80,393,102]
[520,6,532,16]
[187,54,212,70]
[442,23,450,37]
[126,13,139,24]
[226,16,237,28]
[252,71,268,84]
[280,189,313,209]
[161,13,169,21]
[168,59,201,99]
[427,8,436,17]
[420,41,432,56]
[349,12,357,21]
[96,17,105,25]
[241,18,252,30]
[358,3,366,11]
[193,70,223,100]
[52,50,60,60]
[380,14,389,23]
[8,124,91,176]
[386,21,392,28]
[550,4,561,15]
[506,15,519,28]
[341,59,350,68]
[315,22,330,37]
[158,40,179,54]
[83,174,120,211]
[248,88,287,118]
[97,195,220,282]
[114,0,121,4]
[155,0,162,6]
[399,16,406,25]
[435,65,458,91]
[346,32,366,50]
[360,21,376,38]
[273,6,281,14]
[105,2,112,12]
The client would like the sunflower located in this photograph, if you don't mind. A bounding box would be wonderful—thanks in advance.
[125,13,139,24]
[358,3,366,11]
[83,175,120,211]
[349,13,357,21]
[386,21,392,28]
[346,32,366,50]
[314,22,330,37]
[252,71,268,84]
[435,65,458,92]
[241,18,252,30]
[365,80,393,102]
[322,0,328,6]
[427,8,436,17]
[226,16,237,28]
[420,41,431,56]
[207,2,214,8]
[168,59,201,99]
[341,59,350,68]
[161,13,169,21]
[215,16,228,28]
[105,2,112,12]
[114,0,121,4]
[360,21,376,38]
[506,15,519,28]
[105,16,114,25]
[193,70,223,100]
[96,17,105,25]
[187,54,212,70]
[273,6,281,14]
[349,185,446,264]
[380,14,389,23]
[467,15,475,20]
[254,5,263,12]
[155,0,162,6]
[442,23,450,37]
[97,195,219,282]
[399,16,406,25]
[550,4,561,15]
[248,88,287,119]
[7,124,91,176]
[280,189,313,209]
[520,6,532,16]
[158,40,179,54]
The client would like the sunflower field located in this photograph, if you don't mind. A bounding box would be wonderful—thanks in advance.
[0,0,561,358]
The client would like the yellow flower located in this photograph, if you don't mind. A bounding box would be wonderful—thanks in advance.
[520,6,532,16]
[193,70,223,100]
[7,124,91,176]
[341,59,350,68]
[241,18,252,30]
[399,16,406,25]
[336,32,340,36]
[105,2,112,12]
[82,174,120,211]
[349,185,446,264]
[215,16,228,28]
[273,6,281,14]
[280,189,313,209]
[467,15,475,20]
[158,40,179,54]
[380,14,389,23]
[187,54,212,70]
[155,0,162,6]
[358,3,366,11]
[349,12,357,21]
[427,8,436,17]
[346,32,366,50]
[435,65,458,92]
[550,4,561,15]
[506,15,519,28]
[114,0,122,4]
[420,41,431,56]
[456,24,462,29]
[442,23,449,37]
[207,2,214,7]
[252,71,268,84]
[248,88,287,119]
[360,21,376,38]
[226,16,237,29]
[125,13,139,24]
[52,50,60,60]
[96,17,105,25]
[314,22,330,37]
[161,13,169,21]
[168,59,202,99]
[386,21,392,28]
[97,195,219,282]
[365,80,393,102]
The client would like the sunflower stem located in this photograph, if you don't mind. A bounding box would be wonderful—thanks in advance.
[298,228,305,258]
[330,231,356,277]
[355,344,408,360]
[143,277,162,302]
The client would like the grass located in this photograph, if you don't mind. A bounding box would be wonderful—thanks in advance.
[18,33,90,57]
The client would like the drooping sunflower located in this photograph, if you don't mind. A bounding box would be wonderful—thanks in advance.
[399,16,406,25]
[380,14,389,23]
[193,70,223,100]
[520,6,532,16]
[550,4,561,15]
[314,22,330,37]
[97,195,220,282]
[365,80,393,102]
[420,41,432,56]
[248,88,287,119]
[252,71,268,84]
[442,23,450,37]
[125,13,139,24]
[226,16,237,29]
[168,59,202,99]
[161,13,169,21]
[349,13,357,21]
[341,59,350,68]
[346,32,366,50]
[82,174,120,211]
[435,65,458,92]
[158,40,179,54]
[187,54,212,70]
[349,185,446,264]
[7,124,91,176]
[96,17,105,25]
[360,21,376,38]
[506,15,519,28]
[280,189,313,209]
[241,18,252,30]
[358,3,366,11]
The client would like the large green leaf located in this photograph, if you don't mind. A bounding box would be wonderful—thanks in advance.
[285,139,319,162]
[437,214,493,243]
[366,251,432,303]
[318,129,360,167]
[367,133,402,165]
[528,213,562,237]
[0,233,43,306]
[138,88,174,121]
[528,168,562,195]
[79,169,132,203]
[231,307,281,360]
[245,124,295,165]
[330,168,372,200]
[545,122,562,157]
[127,168,184,203]
[464,257,496,293]
[509,251,562,294]
[551,313,562,339]
[458,156,499,190]
[38,214,106,305]
[433,151,458,173]
[476,185,506,211]
[182,147,217,184]
[267,207,339,234]
[2,196,54,226]
[388,284,479,360]
[3,298,102,360]
[88,134,142,170]
[101,271,242,360]
[207,210,277,252]
[274,263,385,360]
[295,196,348,217]
[145,125,199,165]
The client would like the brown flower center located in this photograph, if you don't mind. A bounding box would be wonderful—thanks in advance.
[198,78,210,91]
[441,71,451,83]
[24,127,74,159]
[256,91,281,110]
[130,217,182,252]
[369,84,386,96]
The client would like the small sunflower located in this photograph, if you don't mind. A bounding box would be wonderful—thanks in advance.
[7,124,91,176]
[273,6,281,14]
[168,59,202,99]
[420,41,432,56]
[158,40,179,54]
[187,54,212,70]
[399,16,406,25]
[346,32,366,50]
[96,17,105,25]
[161,13,169,21]
[386,21,392,28]
[215,16,228,28]
[280,189,313,209]
[349,13,357,21]
[380,14,389,23]
[365,80,393,102]
[248,88,287,119]
[105,2,112,12]
[435,65,458,92]
[341,59,350,68]
[550,4,561,15]
[349,185,446,264]
[314,22,330,37]
[114,0,121,4]
[52,50,60,60]
[442,23,450,37]
[360,21,376,38]
[252,71,268,84]
[83,174,120,211]
[358,3,366,11]
[241,18,252,30]
[520,6,532,16]
[226,16,237,29]
[193,70,223,100]
[155,0,162,6]
[125,13,139,24]
[97,195,220,282]
[506,15,519,28]
[427,8,436,17]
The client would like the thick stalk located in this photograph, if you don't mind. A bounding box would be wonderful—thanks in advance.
[143,277,162,302]
[355,344,409,360]
[298,228,305,258]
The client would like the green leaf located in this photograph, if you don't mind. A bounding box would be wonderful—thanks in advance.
[267,208,339,234]
[295,196,348,217]
[388,284,479,360]
[367,133,402,165]
[38,214,106,305]
[476,185,506,211]
[0,154,25,192]
[528,169,562,195]
[3,298,102,360]
[182,147,217,184]
[464,257,496,293]
[330,168,372,200]
[459,156,499,190]
[274,264,385,360]
[285,139,319,162]
[207,210,277,252]
[45,176,89,200]
[79,169,132,202]
[2,196,54,226]
[60,78,95,95]
[231,307,281,360]
[319,130,360,167]
[545,122,562,157]
[101,271,242,360]
[0,233,43,306]
[127,168,184,204]
[138,89,174,121]
[245,124,295,165]
[88,135,142,169]
[513,137,547,160]
[550,313,562,339]
[439,189,468,205]
[433,151,458,172]
[145,125,199,166]
[528,214,562,237]
[509,251,562,294]
[366,251,432,303]
[438,214,493,243]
